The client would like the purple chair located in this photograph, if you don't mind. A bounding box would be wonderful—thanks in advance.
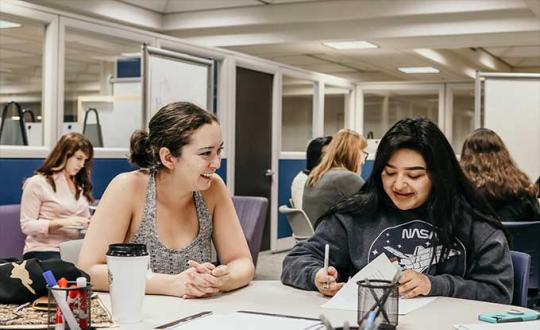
[0,204,26,259]
[232,196,268,267]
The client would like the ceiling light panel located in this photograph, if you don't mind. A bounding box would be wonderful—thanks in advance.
[323,41,378,50]
[398,67,440,74]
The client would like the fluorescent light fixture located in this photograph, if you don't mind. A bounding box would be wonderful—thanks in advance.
[120,52,141,57]
[398,66,440,74]
[0,19,21,29]
[323,41,378,50]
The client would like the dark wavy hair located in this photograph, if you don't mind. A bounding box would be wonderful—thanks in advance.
[129,102,218,170]
[36,132,94,201]
[460,128,538,201]
[304,136,333,174]
[334,118,507,265]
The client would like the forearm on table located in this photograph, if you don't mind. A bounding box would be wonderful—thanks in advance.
[221,257,254,292]
[86,264,177,296]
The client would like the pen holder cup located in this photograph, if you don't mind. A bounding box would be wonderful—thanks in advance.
[47,282,92,329]
[357,279,398,330]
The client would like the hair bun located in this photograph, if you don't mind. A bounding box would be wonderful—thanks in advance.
[129,130,154,168]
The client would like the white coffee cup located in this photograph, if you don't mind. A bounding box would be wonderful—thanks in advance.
[106,243,149,324]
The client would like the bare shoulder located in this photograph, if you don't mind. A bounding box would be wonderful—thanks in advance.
[110,170,148,189]
[201,174,230,208]
[101,170,149,205]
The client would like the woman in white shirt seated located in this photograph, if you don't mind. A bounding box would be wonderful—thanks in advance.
[290,136,332,209]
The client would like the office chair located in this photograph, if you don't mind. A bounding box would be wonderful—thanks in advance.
[232,196,268,266]
[0,204,26,259]
[503,221,540,306]
[59,239,84,265]
[511,250,531,307]
[278,205,314,243]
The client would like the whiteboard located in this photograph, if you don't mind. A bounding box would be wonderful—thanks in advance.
[484,78,540,180]
[146,48,212,119]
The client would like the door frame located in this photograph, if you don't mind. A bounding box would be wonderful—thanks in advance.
[231,57,280,251]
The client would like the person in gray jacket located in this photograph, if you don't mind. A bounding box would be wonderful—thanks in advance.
[303,129,367,227]
[282,118,513,304]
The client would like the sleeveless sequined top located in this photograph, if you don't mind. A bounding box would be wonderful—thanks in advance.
[130,172,212,274]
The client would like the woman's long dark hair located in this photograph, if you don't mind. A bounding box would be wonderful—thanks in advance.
[334,118,507,264]
[36,132,94,202]
[304,136,332,174]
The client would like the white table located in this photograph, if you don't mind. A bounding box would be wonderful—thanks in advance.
[98,281,537,329]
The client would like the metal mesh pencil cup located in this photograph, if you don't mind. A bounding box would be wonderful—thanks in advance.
[357,279,398,330]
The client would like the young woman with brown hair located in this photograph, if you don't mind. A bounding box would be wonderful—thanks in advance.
[302,128,368,227]
[79,102,254,299]
[460,128,540,221]
[20,132,94,260]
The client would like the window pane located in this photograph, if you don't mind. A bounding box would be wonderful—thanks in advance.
[451,88,475,153]
[364,89,439,139]
[0,14,45,146]
[281,76,314,152]
[64,28,142,148]
[324,86,348,136]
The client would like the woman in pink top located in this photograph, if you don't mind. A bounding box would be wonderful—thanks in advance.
[20,132,94,260]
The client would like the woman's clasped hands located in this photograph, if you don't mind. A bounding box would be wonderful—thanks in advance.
[180,260,230,299]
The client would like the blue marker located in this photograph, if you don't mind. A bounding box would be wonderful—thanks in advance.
[365,310,376,330]
[42,270,57,287]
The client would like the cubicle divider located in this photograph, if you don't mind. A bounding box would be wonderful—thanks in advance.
[0,158,227,206]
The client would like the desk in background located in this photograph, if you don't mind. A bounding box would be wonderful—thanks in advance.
[98,281,537,329]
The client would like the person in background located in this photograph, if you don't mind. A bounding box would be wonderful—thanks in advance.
[302,129,367,227]
[78,102,254,299]
[460,128,540,221]
[282,118,512,304]
[290,136,333,209]
[20,132,94,261]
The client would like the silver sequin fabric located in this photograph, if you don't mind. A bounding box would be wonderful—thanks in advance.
[130,172,212,274]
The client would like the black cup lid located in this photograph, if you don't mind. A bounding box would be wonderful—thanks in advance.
[106,243,148,257]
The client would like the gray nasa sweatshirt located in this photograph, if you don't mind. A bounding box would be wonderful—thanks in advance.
[281,204,513,304]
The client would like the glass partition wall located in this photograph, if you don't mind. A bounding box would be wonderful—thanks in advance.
[0,14,45,146]
[63,28,142,149]
[447,84,475,154]
[362,86,442,139]
[323,86,349,137]
[281,76,314,152]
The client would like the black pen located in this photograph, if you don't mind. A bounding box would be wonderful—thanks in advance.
[154,311,212,329]
[238,310,320,321]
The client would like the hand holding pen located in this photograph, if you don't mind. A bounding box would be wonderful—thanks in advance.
[314,244,343,296]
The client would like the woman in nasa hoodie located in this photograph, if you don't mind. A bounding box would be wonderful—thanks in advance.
[281,118,512,304]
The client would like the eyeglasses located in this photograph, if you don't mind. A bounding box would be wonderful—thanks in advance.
[363,151,369,162]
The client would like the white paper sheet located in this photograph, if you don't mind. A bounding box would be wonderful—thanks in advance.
[321,253,437,315]
[454,320,540,330]
[169,312,321,330]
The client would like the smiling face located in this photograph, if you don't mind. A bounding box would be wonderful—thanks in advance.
[381,148,432,210]
[63,149,89,177]
[172,122,223,191]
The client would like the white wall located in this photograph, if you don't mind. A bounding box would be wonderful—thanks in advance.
[484,77,540,181]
